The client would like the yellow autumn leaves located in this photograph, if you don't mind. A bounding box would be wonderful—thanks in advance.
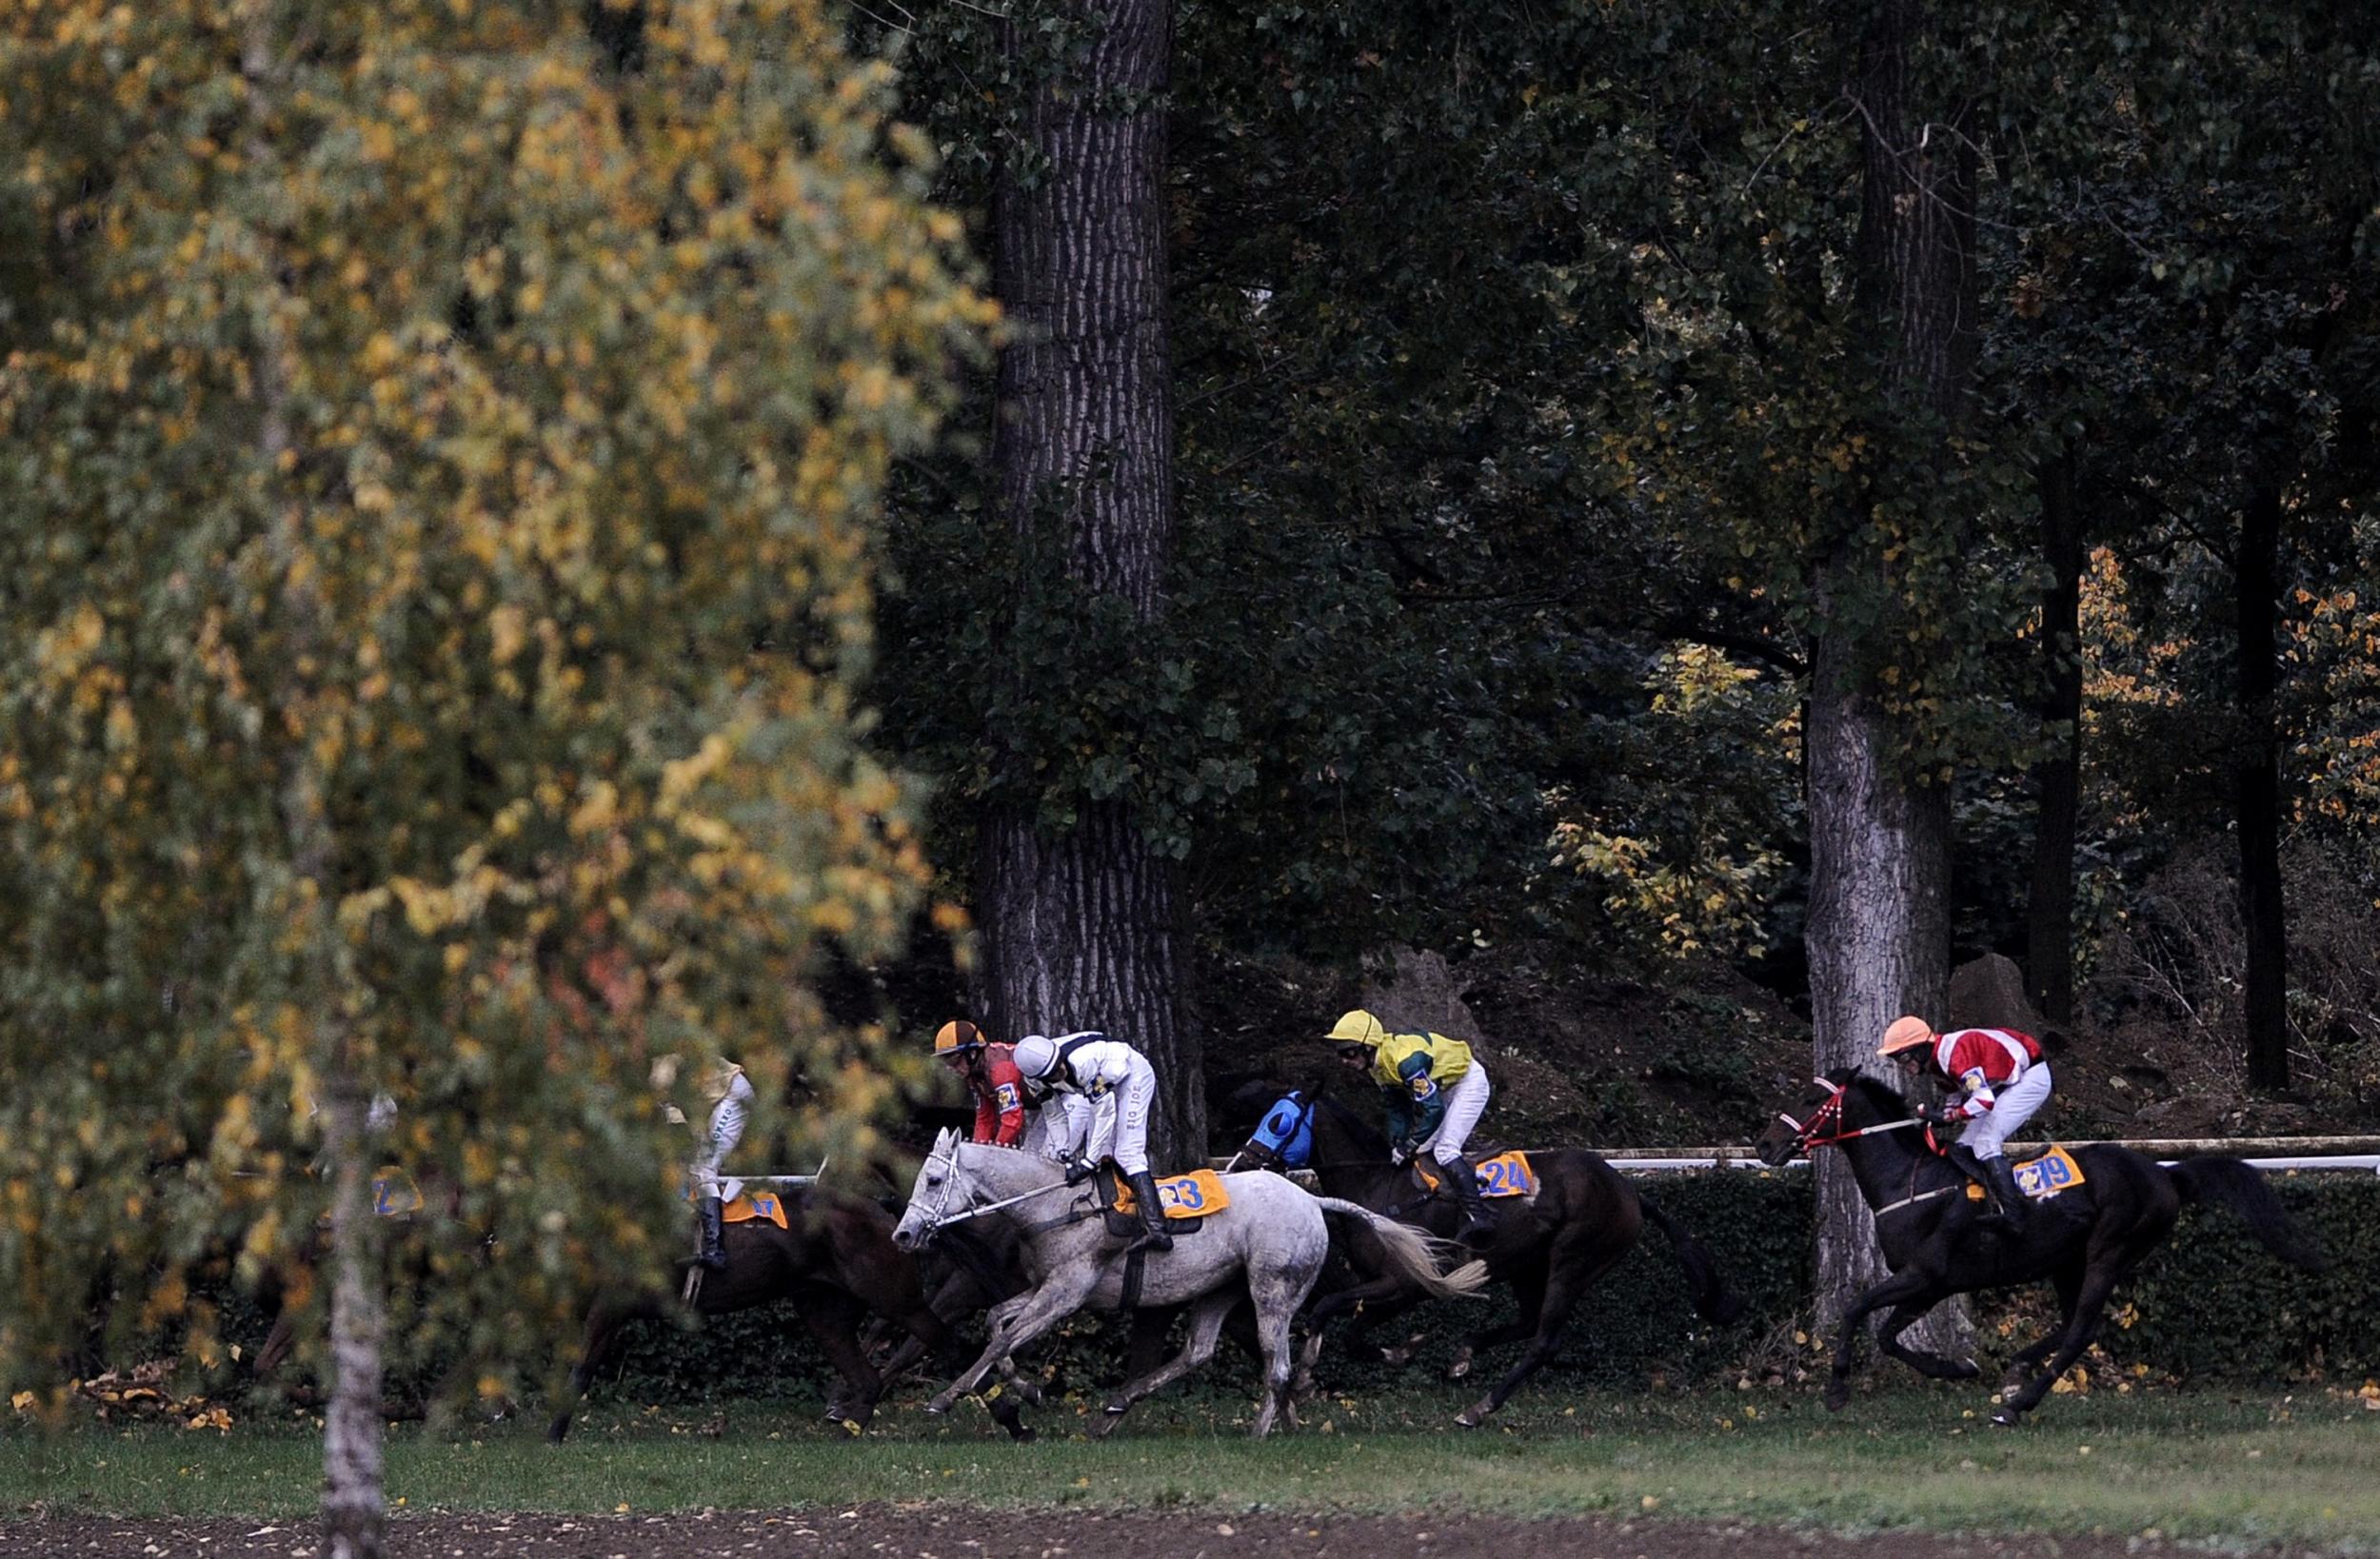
[0,0,990,1388]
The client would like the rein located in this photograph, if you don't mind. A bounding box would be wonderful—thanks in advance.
[1779,1076,1952,1222]
[911,1147,1085,1237]
[1775,1075,1927,1150]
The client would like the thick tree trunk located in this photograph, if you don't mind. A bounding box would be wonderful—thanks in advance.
[2235,479,2289,1091]
[980,0,1200,1161]
[1804,0,1976,1346]
[1806,660,1956,1336]
[320,1085,387,1559]
[2026,445,2084,1023]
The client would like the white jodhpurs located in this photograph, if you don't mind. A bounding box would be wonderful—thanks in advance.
[1421,1061,1492,1165]
[1085,1054,1159,1174]
[1960,1063,2053,1158]
[694,1071,756,1193]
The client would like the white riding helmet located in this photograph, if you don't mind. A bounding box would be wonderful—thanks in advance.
[1010,1033,1060,1080]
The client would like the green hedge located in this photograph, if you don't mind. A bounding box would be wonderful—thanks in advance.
[589,1171,2380,1406]
[2103,1172,2380,1381]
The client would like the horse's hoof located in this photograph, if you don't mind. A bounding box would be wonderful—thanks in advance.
[1990,1408,2021,1428]
[1380,1347,1413,1368]
[837,1417,865,1438]
[1455,1403,1489,1430]
[1949,1357,1980,1380]
[1009,1424,1038,1444]
[924,1395,953,1416]
[1089,1410,1127,1442]
[1822,1384,1850,1413]
[1444,1356,1473,1382]
[1996,1383,2022,1403]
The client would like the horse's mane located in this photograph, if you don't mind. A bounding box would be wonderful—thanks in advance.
[1312,1089,1389,1153]
[1836,1070,1914,1119]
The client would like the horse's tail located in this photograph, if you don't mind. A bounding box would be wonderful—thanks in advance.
[2166,1156,2328,1272]
[1636,1191,1748,1324]
[1312,1198,1489,1301]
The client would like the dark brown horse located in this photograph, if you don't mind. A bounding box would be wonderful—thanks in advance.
[1241,1088,1742,1426]
[1755,1070,2326,1423]
[545,1188,1032,1442]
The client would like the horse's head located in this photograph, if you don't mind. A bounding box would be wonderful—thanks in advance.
[1239,1090,1316,1172]
[891,1127,968,1253]
[1755,1068,1891,1166]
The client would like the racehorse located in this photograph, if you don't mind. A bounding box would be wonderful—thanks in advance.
[891,1131,1483,1439]
[1756,1069,2328,1424]
[1240,1088,1744,1427]
[546,1187,1033,1443]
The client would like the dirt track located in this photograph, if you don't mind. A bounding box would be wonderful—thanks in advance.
[0,1507,2338,1559]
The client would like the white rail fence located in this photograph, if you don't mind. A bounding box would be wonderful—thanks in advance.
[1221,1139,2380,1179]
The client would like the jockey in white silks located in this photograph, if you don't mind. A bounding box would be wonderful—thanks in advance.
[1010,1031,1172,1255]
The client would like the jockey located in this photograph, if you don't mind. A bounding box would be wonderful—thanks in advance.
[1010,1031,1173,1255]
[1879,1015,2053,1231]
[933,1019,1030,1147]
[1326,1009,1496,1244]
[662,1057,754,1270]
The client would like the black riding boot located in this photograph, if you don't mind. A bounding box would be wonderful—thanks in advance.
[697,1194,729,1269]
[1122,1170,1174,1254]
[1948,1146,2025,1232]
[1439,1156,1497,1246]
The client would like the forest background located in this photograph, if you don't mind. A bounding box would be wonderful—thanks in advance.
[1,0,2375,1552]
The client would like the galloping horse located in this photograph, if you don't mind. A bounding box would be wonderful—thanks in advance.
[547,1187,1033,1443]
[1756,1070,2327,1423]
[1240,1089,1744,1427]
[892,1131,1483,1439]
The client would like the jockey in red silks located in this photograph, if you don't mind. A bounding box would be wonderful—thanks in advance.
[1879,1015,2053,1232]
[933,1020,1032,1146]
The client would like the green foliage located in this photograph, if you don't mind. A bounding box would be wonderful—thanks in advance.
[0,0,989,1399]
[2109,1174,2380,1382]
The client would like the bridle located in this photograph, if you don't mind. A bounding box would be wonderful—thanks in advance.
[1774,1075,1925,1154]
[903,1140,1084,1243]
[1775,1075,1970,1220]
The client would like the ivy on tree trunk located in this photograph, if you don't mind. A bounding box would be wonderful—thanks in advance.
[1805,0,1978,1346]
[980,0,1202,1161]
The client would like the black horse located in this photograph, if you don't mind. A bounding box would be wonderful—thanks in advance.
[1755,1069,2327,1423]
[547,1188,1034,1443]
[1242,1088,1743,1426]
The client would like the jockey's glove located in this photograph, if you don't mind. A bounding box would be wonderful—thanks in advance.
[1063,1157,1097,1187]
[1925,1099,1966,1125]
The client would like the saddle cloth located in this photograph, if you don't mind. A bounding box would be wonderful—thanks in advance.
[722,1190,791,1229]
[1963,1145,2088,1202]
[1109,1168,1230,1219]
[1414,1150,1537,1199]
[1100,1168,1229,1236]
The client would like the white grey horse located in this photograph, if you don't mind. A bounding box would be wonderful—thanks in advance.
[892,1129,1484,1438]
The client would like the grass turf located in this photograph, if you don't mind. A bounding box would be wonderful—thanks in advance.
[3,1387,2374,1547]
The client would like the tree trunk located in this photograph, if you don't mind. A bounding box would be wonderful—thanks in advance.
[320,1084,387,1559]
[1806,660,1956,1338]
[980,0,1201,1161]
[2026,444,2084,1023]
[2235,479,2289,1091]
[1804,0,1976,1346]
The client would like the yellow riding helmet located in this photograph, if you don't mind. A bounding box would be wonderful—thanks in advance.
[1323,1009,1387,1049]
[933,1019,989,1056]
[1877,1016,1935,1056]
